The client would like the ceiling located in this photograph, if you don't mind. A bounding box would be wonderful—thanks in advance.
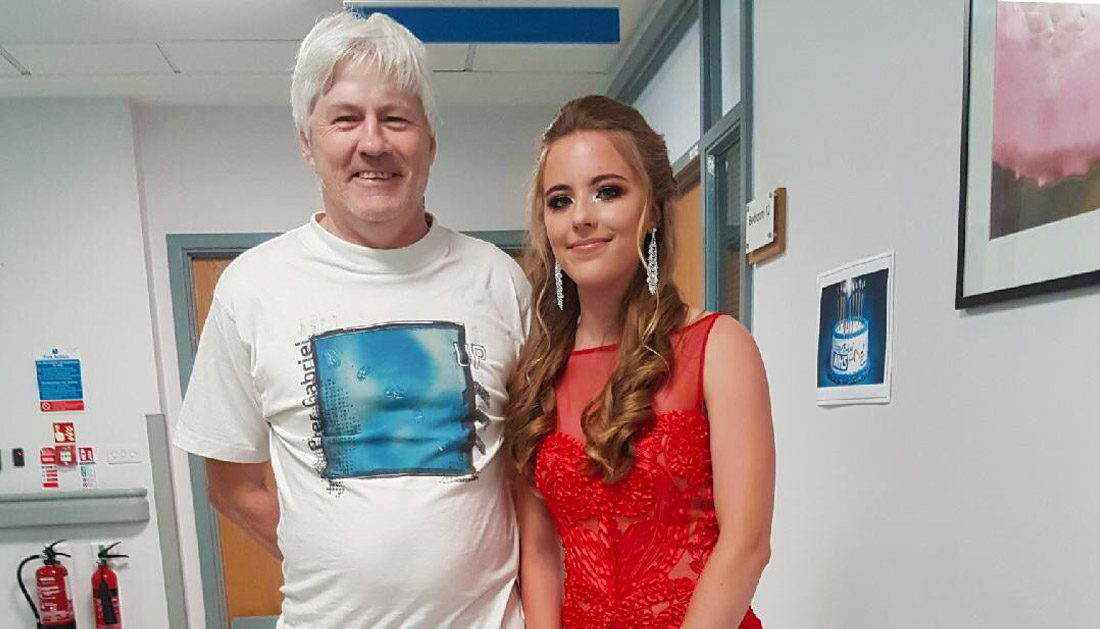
[0,1,657,107]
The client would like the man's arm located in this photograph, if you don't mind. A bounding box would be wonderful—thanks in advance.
[206,459,282,560]
[515,480,562,628]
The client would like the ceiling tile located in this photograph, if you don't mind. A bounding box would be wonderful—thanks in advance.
[159,41,300,74]
[0,69,610,107]
[473,44,617,74]
[431,71,607,106]
[158,41,471,74]
[5,43,173,75]
[0,1,657,61]
[425,44,469,72]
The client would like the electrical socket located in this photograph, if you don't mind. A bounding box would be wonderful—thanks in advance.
[106,444,142,465]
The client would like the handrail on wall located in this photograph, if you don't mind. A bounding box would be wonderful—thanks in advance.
[0,488,150,528]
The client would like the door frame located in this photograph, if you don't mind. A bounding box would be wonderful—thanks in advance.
[167,228,526,628]
[608,0,755,325]
[167,233,280,629]
[701,105,752,327]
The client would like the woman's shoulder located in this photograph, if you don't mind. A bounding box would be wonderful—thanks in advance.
[699,312,764,378]
[676,308,733,338]
[674,308,758,363]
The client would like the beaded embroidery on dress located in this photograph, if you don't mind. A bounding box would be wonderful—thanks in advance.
[535,313,762,628]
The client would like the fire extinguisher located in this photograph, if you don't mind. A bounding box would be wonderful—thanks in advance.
[92,542,128,629]
[17,540,77,629]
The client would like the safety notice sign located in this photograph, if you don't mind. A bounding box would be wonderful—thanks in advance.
[36,348,85,412]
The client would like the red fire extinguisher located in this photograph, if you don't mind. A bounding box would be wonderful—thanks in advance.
[92,542,128,629]
[17,540,77,629]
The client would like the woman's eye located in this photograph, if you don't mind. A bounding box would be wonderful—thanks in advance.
[595,185,622,201]
[547,195,572,210]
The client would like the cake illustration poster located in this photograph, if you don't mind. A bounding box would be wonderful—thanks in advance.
[816,251,894,406]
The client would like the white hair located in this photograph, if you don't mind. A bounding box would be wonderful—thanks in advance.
[291,11,439,139]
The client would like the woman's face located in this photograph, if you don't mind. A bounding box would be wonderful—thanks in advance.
[541,130,650,296]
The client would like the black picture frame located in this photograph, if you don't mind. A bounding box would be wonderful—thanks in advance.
[956,0,1100,309]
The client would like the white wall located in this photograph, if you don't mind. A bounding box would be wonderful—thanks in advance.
[749,1,1100,627]
[634,19,702,162]
[0,100,170,628]
[720,0,741,116]
[429,105,552,230]
[134,102,553,627]
[135,103,546,235]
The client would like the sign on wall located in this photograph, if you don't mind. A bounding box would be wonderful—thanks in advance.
[816,251,895,406]
[36,348,85,412]
[747,188,787,264]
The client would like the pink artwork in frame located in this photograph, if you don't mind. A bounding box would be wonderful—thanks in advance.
[989,2,1100,238]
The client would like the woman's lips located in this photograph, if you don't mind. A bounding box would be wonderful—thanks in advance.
[569,238,611,253]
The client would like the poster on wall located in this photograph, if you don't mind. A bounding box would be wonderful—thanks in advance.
[958,0,1100,307]
[40,447,59,489]
[36,347,85,412]
[80,447,98,489]
[816,251,895,406]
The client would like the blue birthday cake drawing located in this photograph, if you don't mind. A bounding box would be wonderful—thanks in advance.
[828,279,870,385]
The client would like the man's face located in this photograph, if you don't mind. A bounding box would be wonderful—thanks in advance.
[300,60,436,227]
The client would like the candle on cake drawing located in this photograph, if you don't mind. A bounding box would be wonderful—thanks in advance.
[828,278,871,385]
[817,252,894,406]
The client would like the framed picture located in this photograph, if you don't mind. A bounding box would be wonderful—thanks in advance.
[957,0,1100,308]
[816,251,895,406]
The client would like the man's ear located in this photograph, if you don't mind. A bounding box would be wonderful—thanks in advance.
[299,130,315,168]
[428,133,437,166]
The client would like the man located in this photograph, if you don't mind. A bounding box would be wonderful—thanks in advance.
[174,12,528,628]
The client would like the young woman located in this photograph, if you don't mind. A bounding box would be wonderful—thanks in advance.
[506,95,775,628]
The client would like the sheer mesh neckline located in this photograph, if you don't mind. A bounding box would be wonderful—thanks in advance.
[570,312,720,356]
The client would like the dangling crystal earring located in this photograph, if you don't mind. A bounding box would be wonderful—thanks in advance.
[646,227,659,295]
[554,259,564,310]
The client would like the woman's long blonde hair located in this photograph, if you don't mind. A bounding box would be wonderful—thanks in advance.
[505,95,687,484]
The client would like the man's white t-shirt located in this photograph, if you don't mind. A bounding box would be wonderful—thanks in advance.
[175,214,529,628]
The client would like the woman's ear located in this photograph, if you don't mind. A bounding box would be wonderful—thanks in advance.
[647,205,661,232]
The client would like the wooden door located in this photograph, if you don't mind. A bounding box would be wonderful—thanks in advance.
[190,256,285,621]
[672,180,704,307]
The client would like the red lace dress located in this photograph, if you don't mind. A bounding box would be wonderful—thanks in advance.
[535,313,763,629]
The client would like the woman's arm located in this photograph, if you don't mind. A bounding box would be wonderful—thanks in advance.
[681,315,775,628]
[515,479,564,628]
